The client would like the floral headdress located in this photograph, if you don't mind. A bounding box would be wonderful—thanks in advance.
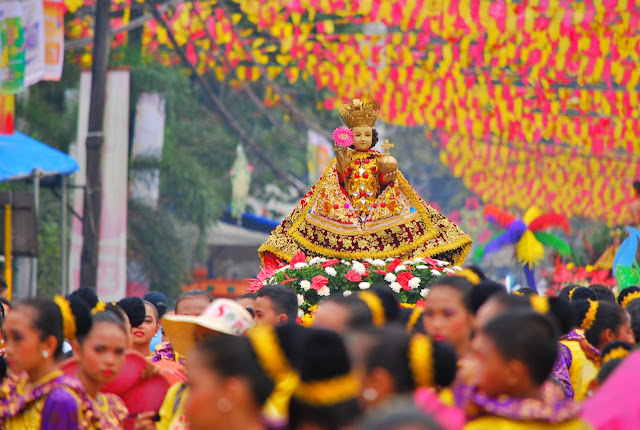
[92,301,107,314]
[54,295,77,342]
[530,295,550,315]
[457,269,481,285]
[406,307,424,333]
[292,328,360,406]
[602,346,630,365]
[408,334,434,388]
[359,291,386,326]
[581,300,599,332]
[621,290,640,308]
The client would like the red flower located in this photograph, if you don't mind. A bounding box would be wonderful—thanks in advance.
[264,252,284,271]
[281,273,299,284]
[310,275,329,291]
[289,251,307,268]
[345,270,363,282]
[322,259,340,267]
[397,272,415,291]
[373,269,388,275]
[387,259,403,273]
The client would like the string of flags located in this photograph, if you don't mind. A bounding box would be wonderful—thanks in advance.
[63,0,640,224]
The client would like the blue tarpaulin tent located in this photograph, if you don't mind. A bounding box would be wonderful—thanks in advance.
[0,132,78,181]
[0,131,79,298]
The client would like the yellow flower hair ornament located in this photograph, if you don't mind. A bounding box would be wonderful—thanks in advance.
[293,373,360,406]
[621,291,640,309]
[512,291,524,296]
[408,333,434,388]
[54,295,77,342]
[602,347,630,365]
[248,325,299,385]
[530,295,550,315]
[457,269,481,286]
[581,300,599,332]
[92,300,107,314]
[406,307,424,333]
[568,287,577,301]
[359,291,386,327]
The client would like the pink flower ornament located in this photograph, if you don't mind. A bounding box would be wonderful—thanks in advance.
[332,126,354,147]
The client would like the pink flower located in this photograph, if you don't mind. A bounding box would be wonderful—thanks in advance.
[397,272,415,291]
[259,266,276,281]
[310,275,329,291]
[247,265,276,291]
[321,259,340,267]
[332,126,354,147]
[247,281,263,293]
[423,258,439,266]
[345,270,363,282]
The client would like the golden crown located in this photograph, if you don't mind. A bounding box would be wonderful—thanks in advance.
[339,99,380,128]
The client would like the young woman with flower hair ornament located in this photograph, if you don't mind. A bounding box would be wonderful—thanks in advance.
[561,299,634,400]
[422,276,474,359]
[184,335,275,430]
[473,293,574,400]
[617,286,640,309]
[0,296,107,429]
[72,309,129,429]
[464,310,591,430]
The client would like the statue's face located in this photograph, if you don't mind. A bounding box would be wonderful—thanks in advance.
[352,126,373,152]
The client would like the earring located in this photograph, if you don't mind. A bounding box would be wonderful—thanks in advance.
[42,351,49,358]
[363,388,378,401]
[217,397,232,413]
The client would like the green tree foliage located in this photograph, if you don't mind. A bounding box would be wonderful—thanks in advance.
[127,199,191,299]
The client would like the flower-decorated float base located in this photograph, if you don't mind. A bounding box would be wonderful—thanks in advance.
[250,251,462,322]
[259,161,472,266]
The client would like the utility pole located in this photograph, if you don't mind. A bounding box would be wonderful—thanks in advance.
[80,0,111,290]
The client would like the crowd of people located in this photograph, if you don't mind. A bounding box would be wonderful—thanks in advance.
[0,269,636,430]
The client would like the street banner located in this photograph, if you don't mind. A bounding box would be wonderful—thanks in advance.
[0,1,25,94]
[42,0,64,80]
[22,0,45,87]
[68,73,90,296]
[130,92,166,209]
[230,144,252,219]
[0,94,14,134]
[69,70,130,301]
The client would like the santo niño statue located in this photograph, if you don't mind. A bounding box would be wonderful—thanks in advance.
[259,99,472,265]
